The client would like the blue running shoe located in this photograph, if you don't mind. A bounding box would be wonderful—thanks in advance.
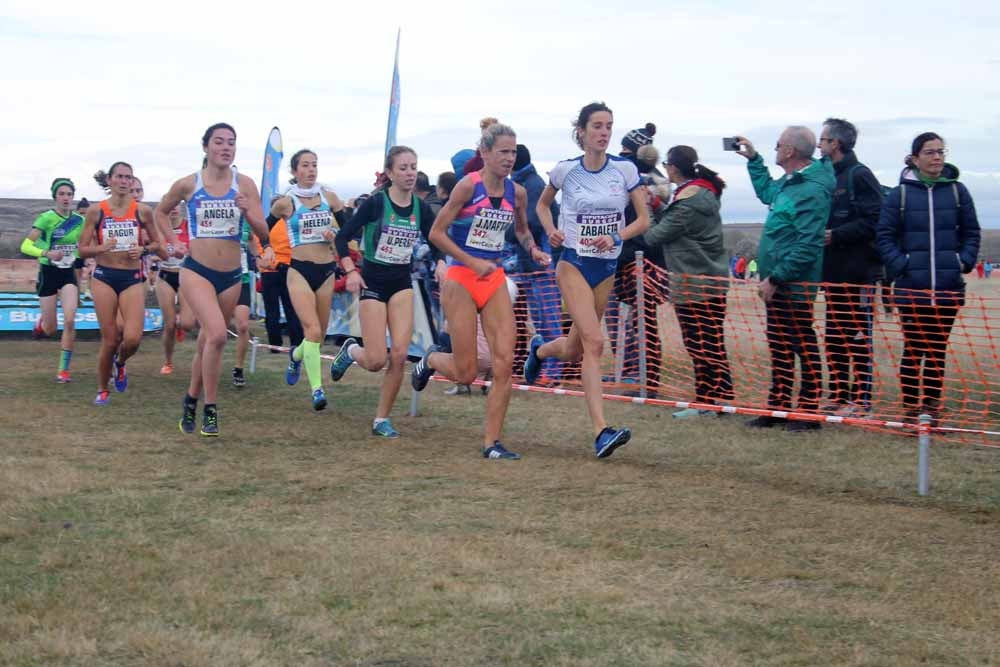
[286,348,302,386]
[329,337,356,382]
[113,357,128,393]
[200,405,219,437]
[179,397,197,434]
[372,419,400,439]
[312,388,328,412]
[411,344,440,392]
[523,334,544,385]
[595,426,631,459]
[482,441,521,460]
[93,390,110,406]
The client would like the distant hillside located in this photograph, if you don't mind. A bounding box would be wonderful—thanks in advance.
[2,198,998,261]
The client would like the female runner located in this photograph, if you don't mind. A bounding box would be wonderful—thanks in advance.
[270,148,349,408]
[411,124,550,459]
[523,102,650,458]
[22,178,86,381]
[329,145,439,436]
[156,123,274,436]
[78,162,165,405]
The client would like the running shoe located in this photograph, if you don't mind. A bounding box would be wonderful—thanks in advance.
[312,388,328,412]
[201,406,219,437]
[31,321,46,340]
[372,419,400,439]
[482,441,521,460]
[523,334,544,385]
[113,357,128,393]
[411,344,440,392]
[232,367,246,388]
[93,390,110,406]
[444,384,472,396]
[595,426,631,459]
[329,337,357,382]
[57,370,72,383]
[160,363,173,375]
[286,348,302,385]
[179,397,197,434]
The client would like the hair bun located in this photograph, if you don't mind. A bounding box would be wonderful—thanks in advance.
[644,123,657,136]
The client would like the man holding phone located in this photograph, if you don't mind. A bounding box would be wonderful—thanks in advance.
[732,127,835,431]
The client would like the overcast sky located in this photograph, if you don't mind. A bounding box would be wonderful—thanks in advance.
[2,0,999,226]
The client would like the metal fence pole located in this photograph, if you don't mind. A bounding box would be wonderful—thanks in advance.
[918,414,931,496]
[249,336,259,373]
[635,251,647,399]
[410,386,421,417]
[614,302,629,384]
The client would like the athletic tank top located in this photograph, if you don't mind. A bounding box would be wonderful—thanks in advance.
[187,168,243,242]
[447,171,515,265]
[548,155,639,260]
[97,199,141,252]
[286,193,334,248]
[160,220,190,270]
[363,191,422,266]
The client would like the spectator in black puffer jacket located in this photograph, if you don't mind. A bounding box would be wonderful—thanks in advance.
[818,118,884,417]
[877,132,981,422]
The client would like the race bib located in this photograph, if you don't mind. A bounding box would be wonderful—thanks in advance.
[576,212,623,258]
[104,220,139,252]
[194,200,240,239]
[298,210,333,244]
[466,208,513,253]
[375,224,420,264]
[52,243,77,268]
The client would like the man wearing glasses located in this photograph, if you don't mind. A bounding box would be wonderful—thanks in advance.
[817,118,884,418]
[733,127,835,431]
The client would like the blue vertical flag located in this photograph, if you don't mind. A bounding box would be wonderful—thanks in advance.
[261,127,283,218]
[384,29,401,157]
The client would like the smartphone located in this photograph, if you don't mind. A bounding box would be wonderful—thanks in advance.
[722,137,740,151]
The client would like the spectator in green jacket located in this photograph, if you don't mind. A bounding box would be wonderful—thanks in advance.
[733,127,835,431]
[645,145,733,418]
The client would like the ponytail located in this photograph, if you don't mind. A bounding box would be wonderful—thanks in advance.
[665,146,726,197]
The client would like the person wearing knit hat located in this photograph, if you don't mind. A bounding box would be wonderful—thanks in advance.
[621,122,656,154]
[21,177,87,382]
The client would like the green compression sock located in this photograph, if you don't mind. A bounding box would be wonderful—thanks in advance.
[292,341,305,362]
[59,349,72,372]
[303,340,323,391]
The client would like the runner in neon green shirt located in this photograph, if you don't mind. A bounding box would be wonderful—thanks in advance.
[20,178,86,382]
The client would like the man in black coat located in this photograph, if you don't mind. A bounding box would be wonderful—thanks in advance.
[818,118,884,416]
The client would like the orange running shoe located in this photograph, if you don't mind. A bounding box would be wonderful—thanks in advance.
[57,370,72,383]
[160,363,173,375]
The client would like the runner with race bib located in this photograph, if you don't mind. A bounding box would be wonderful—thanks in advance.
[270,149,350,411]
[20,178,87,382]
[78,162,165,406]
[331,146,439,438]
[522,101,650,459]
[156,122,275,437]
[412,124,550,460]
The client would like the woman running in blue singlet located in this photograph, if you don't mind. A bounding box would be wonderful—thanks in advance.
[156,123,275,437]
[412,124,550,460]
[270,149,350,410]
[522,102,650,458]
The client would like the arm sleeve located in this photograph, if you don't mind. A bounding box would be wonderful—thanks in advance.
[746,155,781,206]
[334,196,374,260]
[831,166,882,246]
[20,237,44,258]
[769,184,828,283]
[333,208,350,228]
[643,201,689,247]
[266,213,281,230]
[876,187,907,278]
[956,183,982,272]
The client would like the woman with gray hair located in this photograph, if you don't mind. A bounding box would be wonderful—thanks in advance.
[412,123,551,460]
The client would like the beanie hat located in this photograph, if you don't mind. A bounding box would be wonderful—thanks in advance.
[450,149,476,175]
[621,122,656,154]
[514,144,531,171]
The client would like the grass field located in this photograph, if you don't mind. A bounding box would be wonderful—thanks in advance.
[3,330,1000,666]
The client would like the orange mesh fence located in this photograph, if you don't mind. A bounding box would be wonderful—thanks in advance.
[508,259,999,446]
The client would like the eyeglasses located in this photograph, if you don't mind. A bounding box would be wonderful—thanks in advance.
[919,148,948,157]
